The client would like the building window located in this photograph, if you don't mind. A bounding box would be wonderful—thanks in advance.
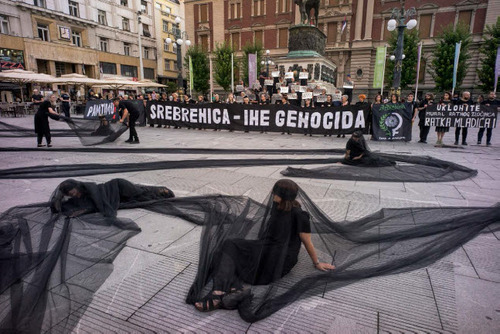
[278,28,288,48]
[141,0,148,13]
[229,2,242,19]
[72,30,82,47]
[121,64,137,77]
[231,32,240,50]
[98,10,107,25]
[121,0,128,6]
[163,20,169,32]
[278,0,291,14]
[457,10,472,30]
[200,35,209,52]
[253,0,265,16]
[173,61,177,69]
[37,24,49,41]
[164,59,171,70]
[418,14,432,39]
[99,37,108,52]
[122,17,130,31]
[34,0,46,8]
[144,47,150,59]
[143,24,151,37]
[254,30,263,45]
[55,62,66,77]
[69,1,79,17]
[100,62,117,74]
[144,67,155,79]
[200,4,209,22]
[124,43,130,56]
[0,15,9,34]
[327,22,337,43]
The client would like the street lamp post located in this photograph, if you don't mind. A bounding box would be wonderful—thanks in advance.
[260,50,274,77]
[387,1,417,98]
[137,12,144,80]
[165,16,191,93]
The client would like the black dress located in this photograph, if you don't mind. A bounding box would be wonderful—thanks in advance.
[213,205,310,291]
[343,138,395,167]
[435,100,451,133]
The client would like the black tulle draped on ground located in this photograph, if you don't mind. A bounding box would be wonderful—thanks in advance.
[1,179,499,332]
[0,118,127,146]
[0,153,476,182]
[282,152,478,182]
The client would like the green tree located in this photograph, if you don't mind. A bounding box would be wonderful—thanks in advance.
[241,42,263,86]
[165,81,178,94]
[214,42,237,92]
[429,23,472,91]
[385,28,420,90]
[478,17,500,92]
[184,45,210,94]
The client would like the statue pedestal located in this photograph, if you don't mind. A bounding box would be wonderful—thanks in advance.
[274,25,337,92]
[288,25,326,58]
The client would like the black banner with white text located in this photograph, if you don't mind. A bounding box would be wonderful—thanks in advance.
[146,101,370,135]
[424,104,498,128]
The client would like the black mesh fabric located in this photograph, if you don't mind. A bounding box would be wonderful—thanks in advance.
[0,153,477,182]
[1,179,499,332]
[281,152,478,182]
[0,118,127,145]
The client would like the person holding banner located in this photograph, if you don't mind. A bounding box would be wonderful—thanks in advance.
[454,91,472,146]
[435,92,452,146]
[478,91,499,146]
[415,93,434,144]
[113,98,139,144]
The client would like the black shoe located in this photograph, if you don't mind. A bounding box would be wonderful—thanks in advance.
[47,144,52,147]
[462,142,468,146]
[477,141,481,145]
[37,144,45,147]
[454,141,459,145]
[130,140,140,144]
[487,142,491,146]
[156,125,162,128]
[125,139,133,143]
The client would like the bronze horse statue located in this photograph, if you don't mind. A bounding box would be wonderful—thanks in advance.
[294,0,320,26]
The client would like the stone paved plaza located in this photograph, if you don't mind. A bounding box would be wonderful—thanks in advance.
[0,116,499,333]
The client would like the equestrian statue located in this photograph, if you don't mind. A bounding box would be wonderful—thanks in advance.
[294,0,320,26]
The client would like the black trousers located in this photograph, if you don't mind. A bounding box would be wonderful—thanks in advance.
[477,128,492,143]
[419,125,430,142]
[37,131,51,145]
[455,127,468,143]
[128,113,139,140]
[62,103,70,118]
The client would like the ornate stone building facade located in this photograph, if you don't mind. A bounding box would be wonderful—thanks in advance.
[184,0,496,97]
[0,0,158,81]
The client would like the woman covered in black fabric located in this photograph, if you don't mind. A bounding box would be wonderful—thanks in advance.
[193,179,335,312]
[342,131,395,166]
[51,178,175,217]
[34,94,60,147]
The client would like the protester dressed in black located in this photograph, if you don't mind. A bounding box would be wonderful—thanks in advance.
[60,90,71,117]
[415,93,434,143]
[343,131,395,166]
[34,94,59,147]
[478,91,499,146]
[194,179,334,312]
[454,91,473,145]
[113,98,140,144]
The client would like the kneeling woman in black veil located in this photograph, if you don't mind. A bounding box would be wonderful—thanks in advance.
[194,179,335,312]
[343,131,395,167]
